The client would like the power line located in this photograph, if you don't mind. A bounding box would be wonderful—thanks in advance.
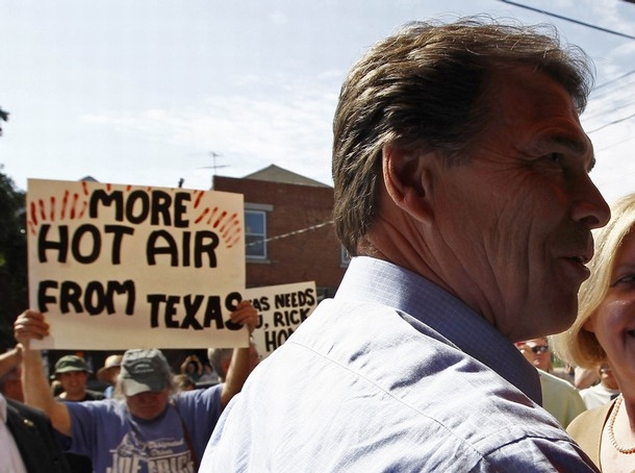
[264,220,334,244]
[592,73,635,101]
[587,110,635,133]
[586,72,635,129]
[586,95,635,120]
[595,69,635,90]
[246,220,334,247]
[590,76,635,107]
[586,80,635,117]
[597,133,635,151]
[499,0,635,40]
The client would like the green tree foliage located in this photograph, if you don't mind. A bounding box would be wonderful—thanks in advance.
[0,106,8,136]
[0,169,26,349]
[0,107,27,349]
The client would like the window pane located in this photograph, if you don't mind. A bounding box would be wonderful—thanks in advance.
[245,210,266,259]
[245,212,264,234]
[246,235,265,257]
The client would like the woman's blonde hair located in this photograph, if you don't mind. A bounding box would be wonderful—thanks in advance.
[553,193,635,368]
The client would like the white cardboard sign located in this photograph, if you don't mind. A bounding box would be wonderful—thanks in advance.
[27,179,249,350]
[247,281,317,358]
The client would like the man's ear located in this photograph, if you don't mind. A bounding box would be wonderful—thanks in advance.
[382,144,435,223]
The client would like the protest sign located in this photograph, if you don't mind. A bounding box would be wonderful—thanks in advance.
[246,281,317,358]
[27,179,248,350]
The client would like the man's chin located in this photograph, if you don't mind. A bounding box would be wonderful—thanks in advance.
[540,299,578,335]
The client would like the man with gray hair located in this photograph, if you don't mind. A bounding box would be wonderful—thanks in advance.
[203,17,609,471]
[208,339,260,382]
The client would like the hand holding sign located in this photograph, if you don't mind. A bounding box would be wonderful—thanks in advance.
[14,310,49,348]
[227,300,258,334]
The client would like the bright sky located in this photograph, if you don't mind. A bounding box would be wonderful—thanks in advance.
[1,0,635,204]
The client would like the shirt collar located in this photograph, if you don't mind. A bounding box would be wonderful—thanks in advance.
[336,256,542,404]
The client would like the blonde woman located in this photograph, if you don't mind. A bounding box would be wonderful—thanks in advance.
[554,193,635,472]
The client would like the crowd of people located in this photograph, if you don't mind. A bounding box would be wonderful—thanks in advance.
[6,300,259,472]
[2,15,635,473]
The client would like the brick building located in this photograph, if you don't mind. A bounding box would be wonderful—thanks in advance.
[213,164,347,299]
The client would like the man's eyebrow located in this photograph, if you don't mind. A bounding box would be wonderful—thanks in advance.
[552,135,596,172]
[552,135,587,153]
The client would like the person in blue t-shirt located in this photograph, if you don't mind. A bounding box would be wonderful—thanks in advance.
[14,300,257,473]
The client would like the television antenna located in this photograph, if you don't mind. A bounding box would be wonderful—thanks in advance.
[189,151,230,189]
[201,152,230,175]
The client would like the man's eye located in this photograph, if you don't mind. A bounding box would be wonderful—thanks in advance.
[545,152,563,164]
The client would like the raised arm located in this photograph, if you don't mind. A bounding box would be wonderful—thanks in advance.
[0,345,22,377]
[220,300,258,408]
[14,310,72,436]
[180,354,203,376]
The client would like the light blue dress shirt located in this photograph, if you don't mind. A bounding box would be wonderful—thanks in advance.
[201,257,598,472]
